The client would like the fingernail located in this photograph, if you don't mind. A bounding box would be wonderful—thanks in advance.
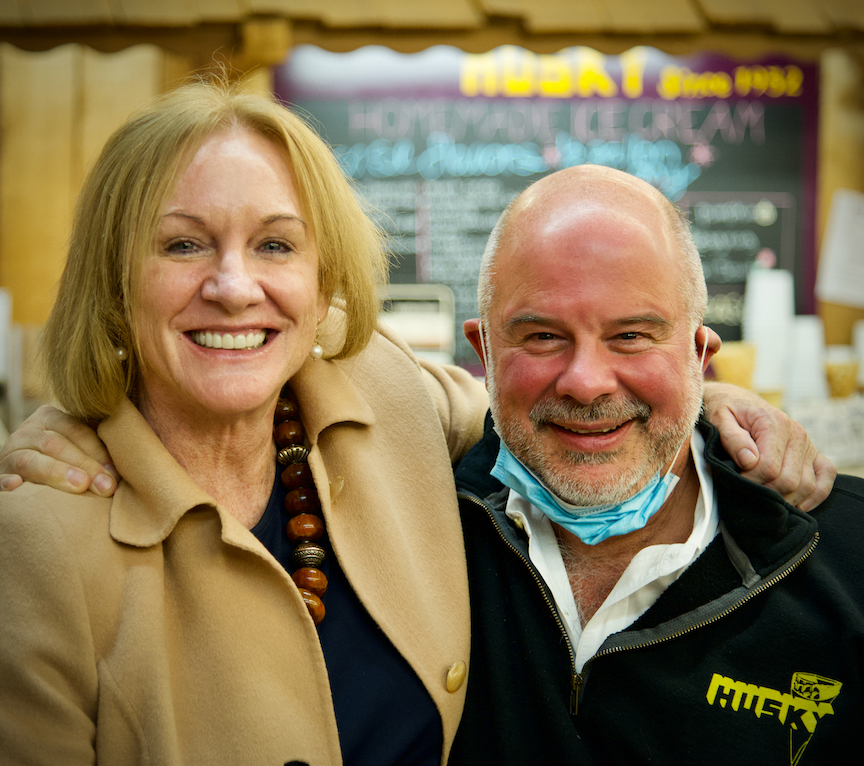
[67,467,87,487]
[737,448,757,467]
[0,477,13,491]
[93,473,114,494]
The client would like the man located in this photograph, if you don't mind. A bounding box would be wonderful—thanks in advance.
[448,165,864,765]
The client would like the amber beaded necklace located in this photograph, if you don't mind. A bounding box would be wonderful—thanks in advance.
[274,387,328,625]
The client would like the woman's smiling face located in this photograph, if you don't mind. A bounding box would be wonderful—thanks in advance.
[135,128,328,427]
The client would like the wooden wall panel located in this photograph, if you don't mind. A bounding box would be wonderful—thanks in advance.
[374,0,482,28]
[239,16,292,67]
[0,43,77,326]
[523,0,608,32]
[78,45,164,183]
[759,0,831,33]
[0,1,24,25]
[246,0,321,16]
[188,0,246,23]
[476,0,524,17]
[604,0,703,33]
[113,0,196,26]
[820,0,864,31]
[0,43,167,329]
[22,0,112,24]
[696,0,772,25]
[319,0,384,28]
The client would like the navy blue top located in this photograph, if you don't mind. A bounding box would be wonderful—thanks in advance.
[252,468,442,766]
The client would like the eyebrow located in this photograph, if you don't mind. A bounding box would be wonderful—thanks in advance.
[503,313,673,331]
[617,314,672,328]
[503,314,549,331]
[161,212,307,229]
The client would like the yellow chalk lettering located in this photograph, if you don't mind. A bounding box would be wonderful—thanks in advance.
[711,72,733,98]
[503,47,534,97]
[538,54,572,97]
[657,65,682,100]
[575,49,618,98]
[460,52,498,97]
[785,66,804,96]
[620,47,647,98]
[734,66,752,96]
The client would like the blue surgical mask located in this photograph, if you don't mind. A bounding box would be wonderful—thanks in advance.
[479,319,709,545]
[491,442,680,545]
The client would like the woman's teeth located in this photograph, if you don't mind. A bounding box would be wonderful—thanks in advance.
[192,331,266,350]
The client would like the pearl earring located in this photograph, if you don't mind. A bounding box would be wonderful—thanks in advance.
[116,346,128,362]
[310,330,323,361]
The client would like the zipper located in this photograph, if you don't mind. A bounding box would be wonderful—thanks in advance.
[461,488,819,716]
[590,531,820,665]
[459,491,581,712]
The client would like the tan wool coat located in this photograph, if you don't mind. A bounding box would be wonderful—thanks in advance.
[0,321,488,766]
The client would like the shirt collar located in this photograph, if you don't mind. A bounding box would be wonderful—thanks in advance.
[505,428,718,666]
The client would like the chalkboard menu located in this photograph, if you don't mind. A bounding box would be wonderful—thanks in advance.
[274,45,818,367]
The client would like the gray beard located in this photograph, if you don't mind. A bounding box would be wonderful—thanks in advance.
[486,358,704,507]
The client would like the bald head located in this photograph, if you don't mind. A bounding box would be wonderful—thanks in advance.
[478,166,707,333]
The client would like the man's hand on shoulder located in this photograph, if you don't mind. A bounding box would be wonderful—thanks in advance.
[703,381,836,512]
[0,406,117,496]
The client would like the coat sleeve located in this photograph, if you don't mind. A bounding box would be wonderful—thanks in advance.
[418,359,489,464]
[0,490,98,764]
[370,319,489,464]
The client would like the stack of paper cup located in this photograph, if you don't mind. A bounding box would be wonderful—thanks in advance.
[825,345,860,398]
[784,315,829,405]
[742,268,795,405]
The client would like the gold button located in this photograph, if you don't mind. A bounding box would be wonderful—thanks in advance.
[512,516,525,531]
[446,661,467,693]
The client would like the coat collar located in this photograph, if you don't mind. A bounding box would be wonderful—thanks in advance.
[102,353,375,548]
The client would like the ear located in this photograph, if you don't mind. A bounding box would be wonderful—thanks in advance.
[463,318,488,376]
[696,325,721,372]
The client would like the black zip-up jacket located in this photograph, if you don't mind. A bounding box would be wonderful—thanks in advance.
[449,414,864,766]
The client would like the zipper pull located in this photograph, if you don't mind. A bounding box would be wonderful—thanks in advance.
[570,673,582,716]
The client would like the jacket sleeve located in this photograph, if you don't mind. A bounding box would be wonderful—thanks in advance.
[0,491,98,764]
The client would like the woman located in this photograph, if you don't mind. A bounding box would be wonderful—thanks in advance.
[0,80,486,765]
[0,81,831,765]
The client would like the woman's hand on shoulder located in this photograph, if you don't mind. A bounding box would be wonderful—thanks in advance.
[0,406,117,495]
[703,381,836,512]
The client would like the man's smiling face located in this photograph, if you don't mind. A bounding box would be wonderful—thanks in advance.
[477,172,706,506]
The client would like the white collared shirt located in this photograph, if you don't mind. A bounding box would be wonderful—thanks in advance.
[504,430,718,672]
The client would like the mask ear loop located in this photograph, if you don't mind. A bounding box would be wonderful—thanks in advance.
[662,326,711,481]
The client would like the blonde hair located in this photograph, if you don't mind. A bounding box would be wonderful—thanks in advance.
[42,79,388,420]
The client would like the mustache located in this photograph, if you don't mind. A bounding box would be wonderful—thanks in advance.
[529,395,651,428]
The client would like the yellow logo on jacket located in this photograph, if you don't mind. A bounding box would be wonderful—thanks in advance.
[706,672,842,765]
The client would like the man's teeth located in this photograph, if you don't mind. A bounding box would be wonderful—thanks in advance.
[192,331,266,350]
[567,425,618,434]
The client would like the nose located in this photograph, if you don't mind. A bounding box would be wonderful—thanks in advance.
[554,341,619,404]
[200,247,266,313]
